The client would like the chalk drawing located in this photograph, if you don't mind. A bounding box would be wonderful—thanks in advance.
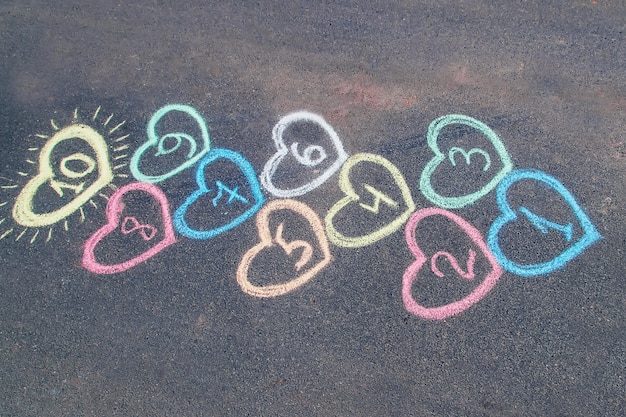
[82,182,176,274]
[121,216,157,240]
[403,208,503,320]
[260,111,349,198]
[237,199,332,298]
[274,222,314,271]
[431,249,476,280]
[359,184,400,213]
[174,148,264,240]
[1,106,603,314]
[419,114,513,208]
[487,169,601,277]
[290,142,327,166]
[448,147,491,171]
[518,206,573,242]
[212,181,249,206]
[13,113,119,229]
[325,153,415,247]
[130,104,211,183]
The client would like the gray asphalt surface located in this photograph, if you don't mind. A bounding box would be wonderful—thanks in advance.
[1,1,625,416]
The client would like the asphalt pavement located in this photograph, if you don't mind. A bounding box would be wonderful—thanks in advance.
[1,1,625,416]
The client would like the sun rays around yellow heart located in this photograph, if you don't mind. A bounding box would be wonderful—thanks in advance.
[0,106,129,244]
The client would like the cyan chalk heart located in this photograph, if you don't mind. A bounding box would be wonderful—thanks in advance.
[487,169,601,277]
[403,208,503,320]
[82,182,176,274]
[174,148,264,239]
[325,153,415,247]
[130,104,211,183]
[419,114,513,208]
[260,111,349,198]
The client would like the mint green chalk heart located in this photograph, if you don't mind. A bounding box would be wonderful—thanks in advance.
[130,104,211,183]
[419,114,513,209]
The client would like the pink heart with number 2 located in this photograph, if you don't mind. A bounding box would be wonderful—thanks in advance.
[402,207,503,320]
[82,182,176,274]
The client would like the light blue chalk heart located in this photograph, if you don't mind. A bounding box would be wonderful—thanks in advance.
[488,169,601,276]
[174,148,264,239]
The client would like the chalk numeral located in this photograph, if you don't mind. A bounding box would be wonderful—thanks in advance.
[431,249,476,281]
[290,142,327,167]
[359,184,399,214]
[519,206,573,242]
[448,147,492,171]
[49,178,85,197]
[121,216,157,241]
[274,222,313,271]
[212,181,249,207]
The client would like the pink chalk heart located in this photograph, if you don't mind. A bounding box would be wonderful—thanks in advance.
[82,182,176,274]
[402,207,503,320]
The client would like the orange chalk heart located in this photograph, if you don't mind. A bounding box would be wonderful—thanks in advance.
[237,199,332,298]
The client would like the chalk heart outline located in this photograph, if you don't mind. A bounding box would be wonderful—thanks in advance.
[402,207,503,320]
[260,110,349,198]
[325,153,416,248]
[173,148,264,239]
[419,114,513,209]
[237,199,332,298]
[13,124,113,228]
[130,104,211,183]
[82,182,176,274]
[487,169,601,277]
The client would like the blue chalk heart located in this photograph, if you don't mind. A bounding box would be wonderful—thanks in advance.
[174,148,264,239]
[488,169,601,276]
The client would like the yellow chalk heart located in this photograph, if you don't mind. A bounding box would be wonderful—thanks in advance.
[325,153,416,247]
[13,124,113,227]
